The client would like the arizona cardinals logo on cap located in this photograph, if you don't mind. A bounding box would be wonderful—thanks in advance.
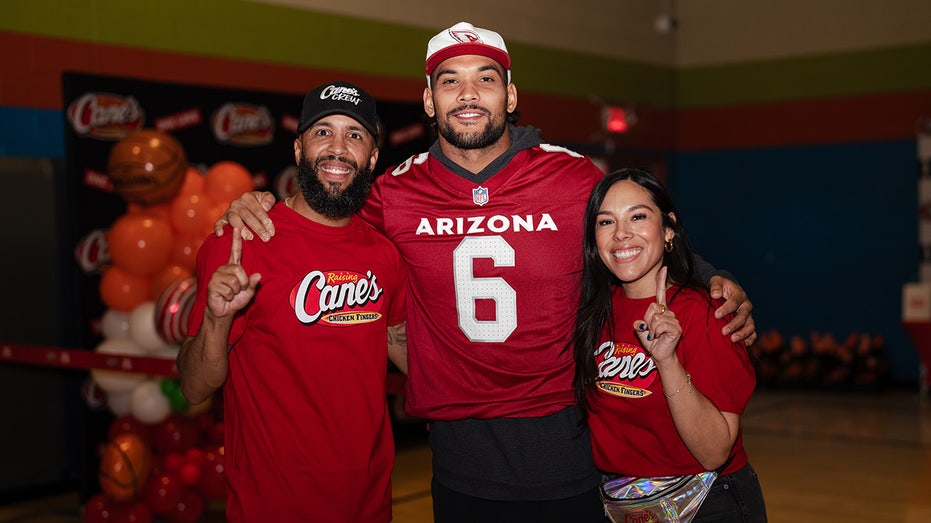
[450,29,482,43]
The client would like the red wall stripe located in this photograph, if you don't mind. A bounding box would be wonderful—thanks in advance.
[676,91,931,151]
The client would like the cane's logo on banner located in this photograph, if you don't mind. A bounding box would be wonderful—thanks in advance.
[211,103,274,146]
[594,341,657,398]
[291,269,383,326]
[67,93,144,139]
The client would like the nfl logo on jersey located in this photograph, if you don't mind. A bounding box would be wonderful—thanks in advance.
[472,186,489,206]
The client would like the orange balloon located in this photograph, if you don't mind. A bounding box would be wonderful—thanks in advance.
[170,233,207,272]
[201,202,229,237]
[204,161,253,206]
[150,263,194,301]
[99,433,152,502]
[179,166,206,196]
[107,213,174,276]
[128,201,172,220]
[170,191,212,236]
[100,266,152,312]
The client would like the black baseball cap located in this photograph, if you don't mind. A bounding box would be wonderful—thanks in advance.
[297,81,378,138]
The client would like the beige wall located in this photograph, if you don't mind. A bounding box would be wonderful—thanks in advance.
[677,0,931,66]
[250,0,931,67]
[247,0,676,64]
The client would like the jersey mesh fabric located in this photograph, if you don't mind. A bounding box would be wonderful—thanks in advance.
[360,146,604,421]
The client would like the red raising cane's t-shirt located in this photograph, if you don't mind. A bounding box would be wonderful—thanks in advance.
[187,203,407,523]
[587,285,755,478]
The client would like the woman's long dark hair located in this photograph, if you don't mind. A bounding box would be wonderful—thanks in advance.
[569,168,705,421]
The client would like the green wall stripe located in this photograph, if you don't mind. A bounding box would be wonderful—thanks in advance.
[1,0,669,105]
[677,42,931,107]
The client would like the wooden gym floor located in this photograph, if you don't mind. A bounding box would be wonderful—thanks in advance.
[2,389,930,522]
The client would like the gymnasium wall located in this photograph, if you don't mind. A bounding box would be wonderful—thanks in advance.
[668,2,931,381]
[1,0,930,383]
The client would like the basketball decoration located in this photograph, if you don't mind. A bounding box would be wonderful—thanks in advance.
[156,276,197,344]
[108,130,187,205]
[99,433,152,502]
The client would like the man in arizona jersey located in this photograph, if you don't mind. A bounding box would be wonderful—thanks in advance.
[177,81,407,523]
[216,22,758,523]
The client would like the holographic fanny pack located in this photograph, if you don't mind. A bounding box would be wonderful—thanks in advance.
[600,471,717,523]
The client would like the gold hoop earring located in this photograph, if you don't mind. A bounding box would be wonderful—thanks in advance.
[665,240,674,253]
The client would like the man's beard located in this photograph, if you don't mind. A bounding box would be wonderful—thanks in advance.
[297,155,373,219]
[436,104,507,150]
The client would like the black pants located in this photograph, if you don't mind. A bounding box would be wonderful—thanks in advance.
[432,478,605,523]
[694,463,768,522]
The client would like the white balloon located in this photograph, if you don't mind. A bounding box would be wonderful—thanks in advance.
[129,301,171,352]
[101,309,131,339]
[90,337,147,394]
[107,391,132,416]
[130,379,171,424]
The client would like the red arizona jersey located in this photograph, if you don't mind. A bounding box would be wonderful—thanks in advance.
[360,145,604,420]
[588,286,755,478]
[187,204,407,523]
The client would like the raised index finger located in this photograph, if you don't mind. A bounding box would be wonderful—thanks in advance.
[656,266,668,305]
[229,227,243,265]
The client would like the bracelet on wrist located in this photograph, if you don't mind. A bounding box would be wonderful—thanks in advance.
[664,373,692,399]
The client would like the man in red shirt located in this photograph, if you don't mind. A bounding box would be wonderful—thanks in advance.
[178,81,407,523]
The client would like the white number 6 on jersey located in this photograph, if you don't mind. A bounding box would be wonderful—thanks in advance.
[453,236,517,342]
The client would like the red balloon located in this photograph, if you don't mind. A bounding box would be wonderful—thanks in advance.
[83,493,115,523]
[162,451,185,474]
[151,415,202,454]
[100,267,151,312]
[204,161,253,206]
[143,471,183,516]
[197,445,227,501]
[108,415,153,444]
[112,500,153,523]
[178,461,201,486]
[162,490,204,523]
[107,213,174,276]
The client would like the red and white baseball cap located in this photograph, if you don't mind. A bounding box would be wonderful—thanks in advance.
[425,22,511,87]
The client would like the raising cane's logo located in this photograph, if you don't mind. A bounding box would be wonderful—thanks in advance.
[594,341,657,398]
[291,269,383,326]
[623,511,660,523]
[67,93,144,139]
[211,103,274,146]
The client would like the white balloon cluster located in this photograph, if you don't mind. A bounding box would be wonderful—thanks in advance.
[92,303,182,424]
